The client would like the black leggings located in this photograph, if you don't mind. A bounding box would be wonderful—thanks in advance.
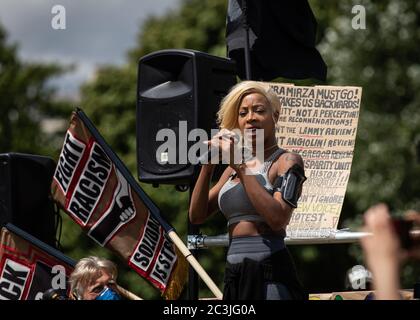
[223,247,306,300]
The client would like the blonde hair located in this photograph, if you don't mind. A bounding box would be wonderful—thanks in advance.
[69,256,118,298]
[217,81,280,130]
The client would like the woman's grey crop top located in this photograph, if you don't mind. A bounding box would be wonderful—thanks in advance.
[218,148,286,226]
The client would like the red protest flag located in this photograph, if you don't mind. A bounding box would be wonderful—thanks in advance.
[0,224,74,300]
[51,110,187,299]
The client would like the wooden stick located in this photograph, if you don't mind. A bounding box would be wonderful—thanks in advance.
[168,231,223,299]
[116,284,143,300]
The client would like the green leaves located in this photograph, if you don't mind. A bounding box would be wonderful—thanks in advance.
[3,0,420,297]
[0,24,71,155]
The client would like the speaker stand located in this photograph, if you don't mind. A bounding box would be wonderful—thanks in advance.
[242,0,252,80]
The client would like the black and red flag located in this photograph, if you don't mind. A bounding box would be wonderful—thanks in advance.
[51,109,187,299]
[0,224,74,300]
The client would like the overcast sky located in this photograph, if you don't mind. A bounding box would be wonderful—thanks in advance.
[0,0,180,99]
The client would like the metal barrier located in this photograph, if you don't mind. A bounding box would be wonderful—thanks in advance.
[187,229,372,250]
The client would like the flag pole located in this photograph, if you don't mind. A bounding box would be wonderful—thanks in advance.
[168,231,222,299]
[116,284,143,300]
[76,108,222,299]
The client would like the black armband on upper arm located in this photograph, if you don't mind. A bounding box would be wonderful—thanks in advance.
[273,164,307,208]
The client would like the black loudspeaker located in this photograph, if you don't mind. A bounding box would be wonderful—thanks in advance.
[137,49,237,185]
[0,153,57,247]
[226,0,327,81]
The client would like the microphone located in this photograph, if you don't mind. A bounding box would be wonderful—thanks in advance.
[197,132,254,165]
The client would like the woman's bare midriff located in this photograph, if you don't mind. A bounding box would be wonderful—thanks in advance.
[228,220,286,238]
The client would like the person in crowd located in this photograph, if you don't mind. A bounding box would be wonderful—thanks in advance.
[69,256,121,300]
[189,81,307,300]
[361,203,420,300]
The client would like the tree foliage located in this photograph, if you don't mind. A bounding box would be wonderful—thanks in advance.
[78,0,420,296]
[3,0,420,298]
[78,0,230,299]
[0,25,69,156]
[306,0,420,290]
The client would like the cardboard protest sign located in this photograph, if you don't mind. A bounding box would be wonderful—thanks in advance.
[264,83,362,238]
